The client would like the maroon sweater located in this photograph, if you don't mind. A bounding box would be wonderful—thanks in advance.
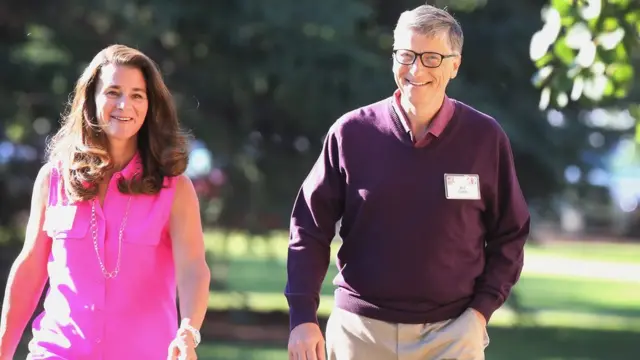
[285,96,530,331]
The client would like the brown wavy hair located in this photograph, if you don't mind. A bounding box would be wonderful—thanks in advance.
[46,44,190,202]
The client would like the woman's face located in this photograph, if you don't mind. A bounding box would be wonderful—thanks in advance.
[94,63,149,144]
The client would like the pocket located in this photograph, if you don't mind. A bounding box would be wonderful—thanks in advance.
[123,220,165,246]
[467,310,490,348]
[482,327,490,348]
[454,309,490,349]
[120,197,169,246]
[44,204,90,240]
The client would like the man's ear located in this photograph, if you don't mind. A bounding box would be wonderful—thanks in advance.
[451,55,461,79]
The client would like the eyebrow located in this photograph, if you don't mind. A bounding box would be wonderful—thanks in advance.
[105,84,147,92]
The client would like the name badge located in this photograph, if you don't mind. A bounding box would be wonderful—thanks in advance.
[43,205,78,232]
[444,174,481,200]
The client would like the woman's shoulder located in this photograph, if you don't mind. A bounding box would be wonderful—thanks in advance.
[160,174,196,203]
[36,162,61,187]
[30,162,57,206]
[163,173,192,192]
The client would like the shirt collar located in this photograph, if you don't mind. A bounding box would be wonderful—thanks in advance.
[118,151,143,179]
[392,89,455,138]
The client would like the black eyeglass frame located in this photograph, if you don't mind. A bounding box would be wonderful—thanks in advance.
[392,49,459,68]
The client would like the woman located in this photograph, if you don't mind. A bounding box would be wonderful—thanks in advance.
[0,44,211,360]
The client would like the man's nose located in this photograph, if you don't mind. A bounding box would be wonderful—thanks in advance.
[409,58,427,74]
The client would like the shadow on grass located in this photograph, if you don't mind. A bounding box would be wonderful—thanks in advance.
[15,324,640,360]
[485,326,639,360]
[197,326,639,360]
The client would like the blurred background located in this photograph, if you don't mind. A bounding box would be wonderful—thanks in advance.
[1,0,639,359]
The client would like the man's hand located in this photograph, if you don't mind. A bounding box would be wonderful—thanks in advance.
[288,322,326,360]
[469,308,487,327]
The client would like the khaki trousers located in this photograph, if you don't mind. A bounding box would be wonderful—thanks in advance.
[325,308,489,360]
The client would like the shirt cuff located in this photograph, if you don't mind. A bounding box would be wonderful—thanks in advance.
[287,295,319,332]
[469,292,503,323]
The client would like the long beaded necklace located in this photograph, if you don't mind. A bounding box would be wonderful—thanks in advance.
[90,196,132,279]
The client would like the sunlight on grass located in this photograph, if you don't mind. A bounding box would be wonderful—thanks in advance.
[14,231,640,360]
[516,274,640,315]
[208,290,640,331]
[206,230,640,323]
[209,292,336,315]
[204,230,640,265]
[526,242,640,265]
[202,230,640,359]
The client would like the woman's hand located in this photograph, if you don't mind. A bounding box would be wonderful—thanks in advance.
[167,327,198,360]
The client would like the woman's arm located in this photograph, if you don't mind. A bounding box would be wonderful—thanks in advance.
[0,165,53,359]
[169,175,211,338]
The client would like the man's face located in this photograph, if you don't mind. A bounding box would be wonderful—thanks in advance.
[392,29,461,107]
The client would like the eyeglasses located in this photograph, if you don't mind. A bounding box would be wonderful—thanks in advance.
[392,49,458,68]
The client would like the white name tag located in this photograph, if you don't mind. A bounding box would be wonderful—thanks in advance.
[43,205,78,232]
[444,174,481,200]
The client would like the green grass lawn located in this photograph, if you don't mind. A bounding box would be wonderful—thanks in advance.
[206,232,640,318]
[525,241,640,264]
[198,231,640,359]
[15,232,640,359]
[194,325,640,360]
[204,230,640,265]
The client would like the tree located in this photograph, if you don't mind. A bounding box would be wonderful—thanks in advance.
[530,0,638,124]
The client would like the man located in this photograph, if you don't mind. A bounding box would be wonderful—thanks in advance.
[285,4,530,360]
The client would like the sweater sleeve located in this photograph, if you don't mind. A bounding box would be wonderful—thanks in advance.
[470,131,531,322]
[285,127,345,331]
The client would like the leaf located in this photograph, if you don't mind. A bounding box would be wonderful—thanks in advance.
[556,92,569,107]
[576,40,596,67]
[541,6,562,41]
[624,10,640,27]
[583,74,608,101]
[530,30,553,61]
[535,52,555,67]
[565,22,592,49]
[603,77,615,96]
[609,0,630,6]
[595,28,625,50]
[571,75,585,100]
[578,0,602,21]
[614,43,629,61]
[532,65,554,87]
[539,86,552,110]
[551,0,573,16]
[614,88,628,98]
[608,62,634,83]
[553,36,576,64]
[602,17,620,32]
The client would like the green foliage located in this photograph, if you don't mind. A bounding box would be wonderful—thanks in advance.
[530,0,639,110]
[0,0,625,238]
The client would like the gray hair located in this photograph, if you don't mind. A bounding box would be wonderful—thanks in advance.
[393,5,464,54]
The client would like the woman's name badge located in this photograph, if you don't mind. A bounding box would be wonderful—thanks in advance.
[444,173,481,200]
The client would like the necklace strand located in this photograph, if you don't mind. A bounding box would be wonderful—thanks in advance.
[91,196,132,279]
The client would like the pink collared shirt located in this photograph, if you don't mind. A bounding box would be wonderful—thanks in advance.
[28,153,179,360]
[391,89,455,146]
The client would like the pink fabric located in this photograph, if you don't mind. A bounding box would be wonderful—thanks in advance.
[391,89,455,144]
[28,153,179,360]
